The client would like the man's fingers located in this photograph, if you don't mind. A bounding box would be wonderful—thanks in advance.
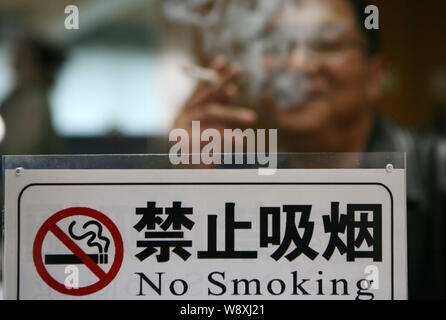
[220,84,239,104]
[185,62,241,110]
[211,57,229,72]
[175,104,257,130]
[203,104,257,125]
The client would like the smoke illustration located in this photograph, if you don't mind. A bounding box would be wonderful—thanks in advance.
[68,220,110,254]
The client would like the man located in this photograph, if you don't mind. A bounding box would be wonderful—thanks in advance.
[0,35,65,155]
[173,0,446,299]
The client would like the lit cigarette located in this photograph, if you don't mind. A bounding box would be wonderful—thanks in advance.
[182,64,220,83]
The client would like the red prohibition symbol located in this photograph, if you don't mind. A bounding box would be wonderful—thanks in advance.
[33,207,124,296]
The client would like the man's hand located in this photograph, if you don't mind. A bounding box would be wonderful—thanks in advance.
[174,58,257,133]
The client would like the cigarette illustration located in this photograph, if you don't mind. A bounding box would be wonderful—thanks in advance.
[44,220,111,265]
[45,253,108,264]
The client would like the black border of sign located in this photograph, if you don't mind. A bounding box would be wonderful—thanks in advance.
[16,182,395,300]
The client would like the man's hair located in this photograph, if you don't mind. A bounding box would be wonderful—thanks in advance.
[347,0,381,56]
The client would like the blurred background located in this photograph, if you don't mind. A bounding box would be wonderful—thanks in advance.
[0,0,445,157]
[0,0,193,155]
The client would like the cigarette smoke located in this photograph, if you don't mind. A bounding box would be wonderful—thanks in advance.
[162,0,328,110]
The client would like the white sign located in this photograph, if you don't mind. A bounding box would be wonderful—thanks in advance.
[3,168,407,300]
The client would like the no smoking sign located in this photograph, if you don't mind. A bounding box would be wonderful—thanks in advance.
[33,207,124,296]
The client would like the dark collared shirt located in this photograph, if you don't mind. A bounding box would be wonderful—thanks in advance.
[367,116,446,299]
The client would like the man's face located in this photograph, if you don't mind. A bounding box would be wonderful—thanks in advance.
[256,0,383,135]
